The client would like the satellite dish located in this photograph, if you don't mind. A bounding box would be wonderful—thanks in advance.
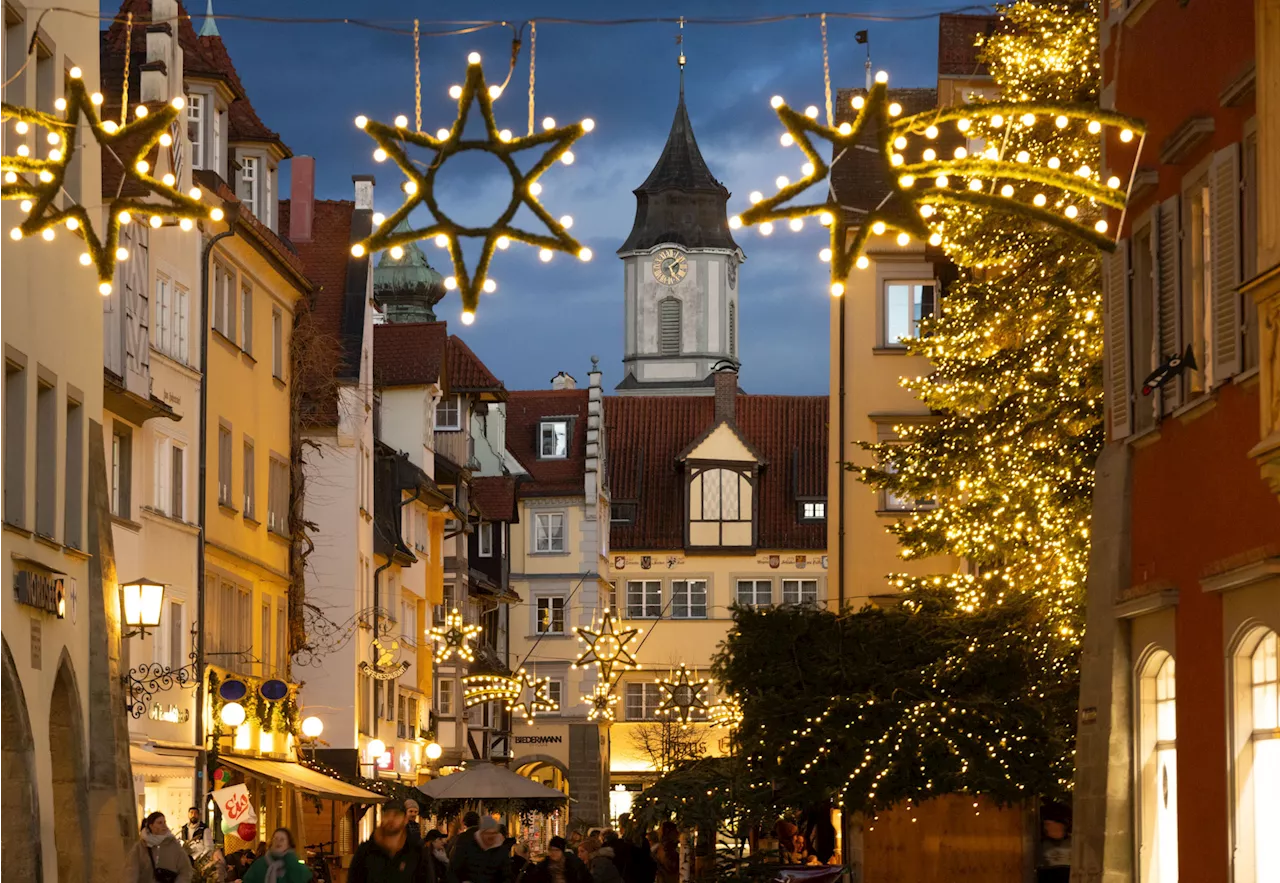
[260,679,289,701]
[218,679,248,702]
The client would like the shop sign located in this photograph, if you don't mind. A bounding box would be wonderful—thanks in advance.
[400,749,413,773]
[150,703,191,723]
[514,734,562,745]
[377,751,394,770]
[14,569,65,618]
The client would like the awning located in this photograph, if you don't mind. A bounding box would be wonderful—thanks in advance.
[130,745,196,779]
[219,756,385,803]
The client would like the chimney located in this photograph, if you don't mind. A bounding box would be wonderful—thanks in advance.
[551,371,577,391]
[714,367,737,424]
[289,156,315,243]
[142,0,177,104]
[353,174,376,212]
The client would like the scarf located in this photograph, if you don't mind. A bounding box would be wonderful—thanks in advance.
[143,832,169,849]
[264,850,290,883]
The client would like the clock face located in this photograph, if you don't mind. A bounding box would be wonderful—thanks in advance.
[651,248,689,285]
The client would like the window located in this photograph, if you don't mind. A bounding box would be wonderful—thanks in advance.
[735,579,772,608]
[729,301,737,358]
[239,154,259,217]
[536,597,565,634]
[884,281,937,346]
[217,425,232,507]
[671,580,707,619]
[626,580,662,619]
[155,276,170,353]
[64,396,83,548]
[213,263,236,340]
[4,14,26,105]
[214,108,224,174]
[659,297,682,355]
[400,600,418,647]
[690,467,753,547]
[268,456,289,535]
[187,93,204,169]
[782,579,818,606]
[534,512,565,553]
[407,696,419,739]
[4,358,26,526]
[540,420,568,458]
[1130,225,1157,434]
[35,375,56,538]
[167,600,185,671]
[435,395,461,430]
[606,582,618,613]
[111,423,132,518]
[800,501,826,521]
[34,39,52,115]
[208,576,253,677]
[1242,130,1259,371]
[153,278,189,362]
[1183,178,1211,394]
[478,522,494,557]
[545,680,563,714]
[243,440,255,520]
[700,468,740,520]
[275,596,287,675]
[1138,653,1178,883]
[272,307,283,379]
[625,683,663,721]
[358,674,372,735]
[170,443,185,520]
[240,282,253,354]
[260,603,272,677]
[438,678,455,716]
[1247,632,1280,880]
[397,695,408,739]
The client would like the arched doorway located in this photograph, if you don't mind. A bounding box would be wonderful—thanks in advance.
[49,652,88,883]
[514,756,570,852]
[2,639,42,882]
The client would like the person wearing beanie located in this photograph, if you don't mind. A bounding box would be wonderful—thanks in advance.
[447,816,512,883]
[349,799,436,883]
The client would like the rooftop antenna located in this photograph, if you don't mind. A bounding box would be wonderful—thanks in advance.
[677,16,686,98]
[857,29,870,91]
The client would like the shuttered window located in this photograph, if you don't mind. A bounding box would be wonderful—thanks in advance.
[1183,178,1211,396]
[1242,129,1259,370]
[659,297,681,355]
[1209,143,1241,384]
[268,456,289,536]
[1156,196,1182,415]
[1130,225,1158,435]
[1104,243,1131,440]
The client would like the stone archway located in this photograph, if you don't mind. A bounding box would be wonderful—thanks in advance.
[2,638,42,882]
[49,651,89,883]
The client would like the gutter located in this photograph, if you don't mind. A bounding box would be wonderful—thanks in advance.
[837,294,846,610]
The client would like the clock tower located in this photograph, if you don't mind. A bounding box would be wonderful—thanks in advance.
[616,68,744,396]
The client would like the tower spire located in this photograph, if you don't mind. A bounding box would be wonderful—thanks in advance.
[677,17,686,100]
[198,0,220,37]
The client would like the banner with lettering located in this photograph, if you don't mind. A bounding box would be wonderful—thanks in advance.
[211,783,257,840]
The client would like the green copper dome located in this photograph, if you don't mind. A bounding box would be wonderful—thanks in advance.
[374,224,446,323]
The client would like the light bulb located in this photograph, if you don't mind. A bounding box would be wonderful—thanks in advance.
[1047,157,1061,169]
[542,116,556,130]
[47,149,62,161]
[891,153,904,166]
[461,310,475,325]
[789,218,804,232]
[69,66,82,79]
[449,85,463,99]
[775,176,790,189]
[1055,115,1069,129]
[872,221,886,235]
[875,70,888,84]
[15,120,30,135]
[925,125,939,139]
[159,132,173,147]
[899,174,915,188]
[539,248,553,262]
[1095,219,1109,233]
[19,199,32,212]
[934,175,949,187]
[499,129,512,142]
[1107,175,1121,189]
[1120,129,1134,142]
[404,181,418,195]
[893,136,907,150]
[923,148,936,161]
[856,255,870,269]
[79,253,91,265]
[390,246,404,259]
[190,187,203,200]
[9,227,22,241]
[529,182,542,196]
[759,222,774,236]
[436,128,450,140]
[355,115,368,129]
[851,95,865,110]
[444,276,457,290]
[819,211,834,226]
[38,170,53,183]
[17,144,30,157]
[770,95,784,108]
[780,132,794,147]
[1078,165,1092,177]
[985,146,999,160]
[150,215,163,228]
[46,132,59,145]
[957,118,971,132]
[1065,205,1078,218]
[581,118,595,132]
[729,216,743,229]
[118,210,132,224]
[561,151,575,165]
[41,228,54,241]
[929,232,943,246]
[91,92,103,105]
[180,218,193,231]
[483,278,497,293]
[393,114,408,129]
[819,248,832,262]
[210,208,224,222]
[801,162,815,176]
[1021,113,1035,126]
[54,98,66,111]
[162,173,176,186]
[888,103,902,116]
[351,244,366,257]
[3,172,15,183]
[115,246,130,260]
[374,148,387,162]
[434,234,449,248]
[969,179,983,191]
[372,213,386,226]
[830,282,844,296]
[135,104,147,117]
[896,232,910,246]
[954,147,968,159]
[1033,193,1047,207]
[65,217,78,231]
[1087,120,1102,135]
[1016,150,1030,163]
[838,122,852,135]
[1000,184,1014,197]
[99,282,113,296]
[496,235,510,250]
[804,106,819,119]
[749,191,763,204]
[136,160,150,174]
[488,85,502,99]
[579,247,593,261]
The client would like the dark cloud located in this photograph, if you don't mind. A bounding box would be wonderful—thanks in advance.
[154,0,943,393]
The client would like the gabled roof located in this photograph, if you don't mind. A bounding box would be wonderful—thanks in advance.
[471,476,519,523]
[937,13,1001,77]
[505,389,589,498]
[195,34,289,152]
[446,336,507,400]
[373,322,448,388]
[605,394,828,551]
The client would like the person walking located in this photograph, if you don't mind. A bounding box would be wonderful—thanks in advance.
[528,836,589,883]
[241,828,312,883]
[587,842,623,883]
[349,799,436,883]
[447,812,481,859]
[126,812,194,883]
[424,830,450,882]
[652,824,678,883]
[448,816,511,883]
[405,800,424,844]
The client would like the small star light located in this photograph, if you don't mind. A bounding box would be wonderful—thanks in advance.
[429,608,481,662]
[735,73,1146,296]
[509,670,559,722]
[656,665,711,728]
[573,609,640,683]
[462,672,522,709]
[585,682,620,722]
[353,53,595,322]
[709,694,745,729]
[2,75,216,295]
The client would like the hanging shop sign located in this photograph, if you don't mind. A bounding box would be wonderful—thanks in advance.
[14,568,66,618]
[150,703,191,723]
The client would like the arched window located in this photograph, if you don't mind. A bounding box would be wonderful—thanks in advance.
[1231,628,1279,883]
[729,301,737,358]
[1138,651,1178,883]
[659,297,682,356]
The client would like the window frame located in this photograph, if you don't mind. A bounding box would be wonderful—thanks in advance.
[533,511,566,554]
[535,596,566,635]
[435,394,461,431]
[626,580,663,619]
[478,521,494,557]
[437,678,455,717]
[243,438,256,521]
[735,579,772,608]
[212,261,236,342]
[882,279,939,347]
[799,500,826,522]
[186,92,204,170]
[217,423,233,508]
[1181,167,1212,396]
[272,306,284,379]
[1135,650,1178,883]
[782,579,819,606]
[239,153,259,218]
[625,681,664,721]
[671,579,708,620]
[539,420,569,459]
[4,355,28,528]
[110,422,132,519]
[240,280,253,354]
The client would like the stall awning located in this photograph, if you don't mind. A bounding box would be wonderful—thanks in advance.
[130,745,196,779]
[219,756,385,803]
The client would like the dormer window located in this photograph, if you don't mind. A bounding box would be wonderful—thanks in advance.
[688,466,753,548]
[186,93,204,169]
[435,395,461,431]
[239,154,259,217]
[799,500,826,522]
[540,421,568,459]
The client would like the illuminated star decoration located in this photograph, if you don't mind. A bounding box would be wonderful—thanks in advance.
[509,670,559,722]
[734,72,1146,296]
[429,609,481,663]
[709,694,744,730]
[585,682,620,722]
[656,664,710,729]
[573,608,641,684]
[352,51,595,325]
[2,70,221,295]
[462,669,560,722]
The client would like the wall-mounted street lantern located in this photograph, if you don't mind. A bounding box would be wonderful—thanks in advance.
[121,578,166,639]
[121,580,198,719]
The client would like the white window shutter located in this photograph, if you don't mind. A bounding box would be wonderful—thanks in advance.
[1156,195,1182,413]
[1209,142,1241,383]
[1104,243,1132,440]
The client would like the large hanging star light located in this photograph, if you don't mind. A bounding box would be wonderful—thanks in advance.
[573,609,640,684]
[429,609,481,663]
[509,670,559,723]
[734,72,1146,296]
[3,70,221,295]
[656,665,710,729]
[462,668,560,723]
[352,52,595,325]
[585,682,620,722]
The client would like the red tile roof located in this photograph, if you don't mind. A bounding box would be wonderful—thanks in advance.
[447,336,507,398]
[195,34,288,150]
[471,476,519,522]
[374,322,448,388]
[199,173,310,285]
[605,395,828,551]
[937,13,1001,77]
[506,390,589,497]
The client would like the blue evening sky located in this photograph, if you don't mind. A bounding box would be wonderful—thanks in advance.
[112,1,961,393]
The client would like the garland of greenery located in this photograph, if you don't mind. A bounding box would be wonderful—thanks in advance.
[352,53,593,324]
[207,669,302,737]
[2,72,221,294]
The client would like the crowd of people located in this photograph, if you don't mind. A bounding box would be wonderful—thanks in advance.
[124,802,684,883]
